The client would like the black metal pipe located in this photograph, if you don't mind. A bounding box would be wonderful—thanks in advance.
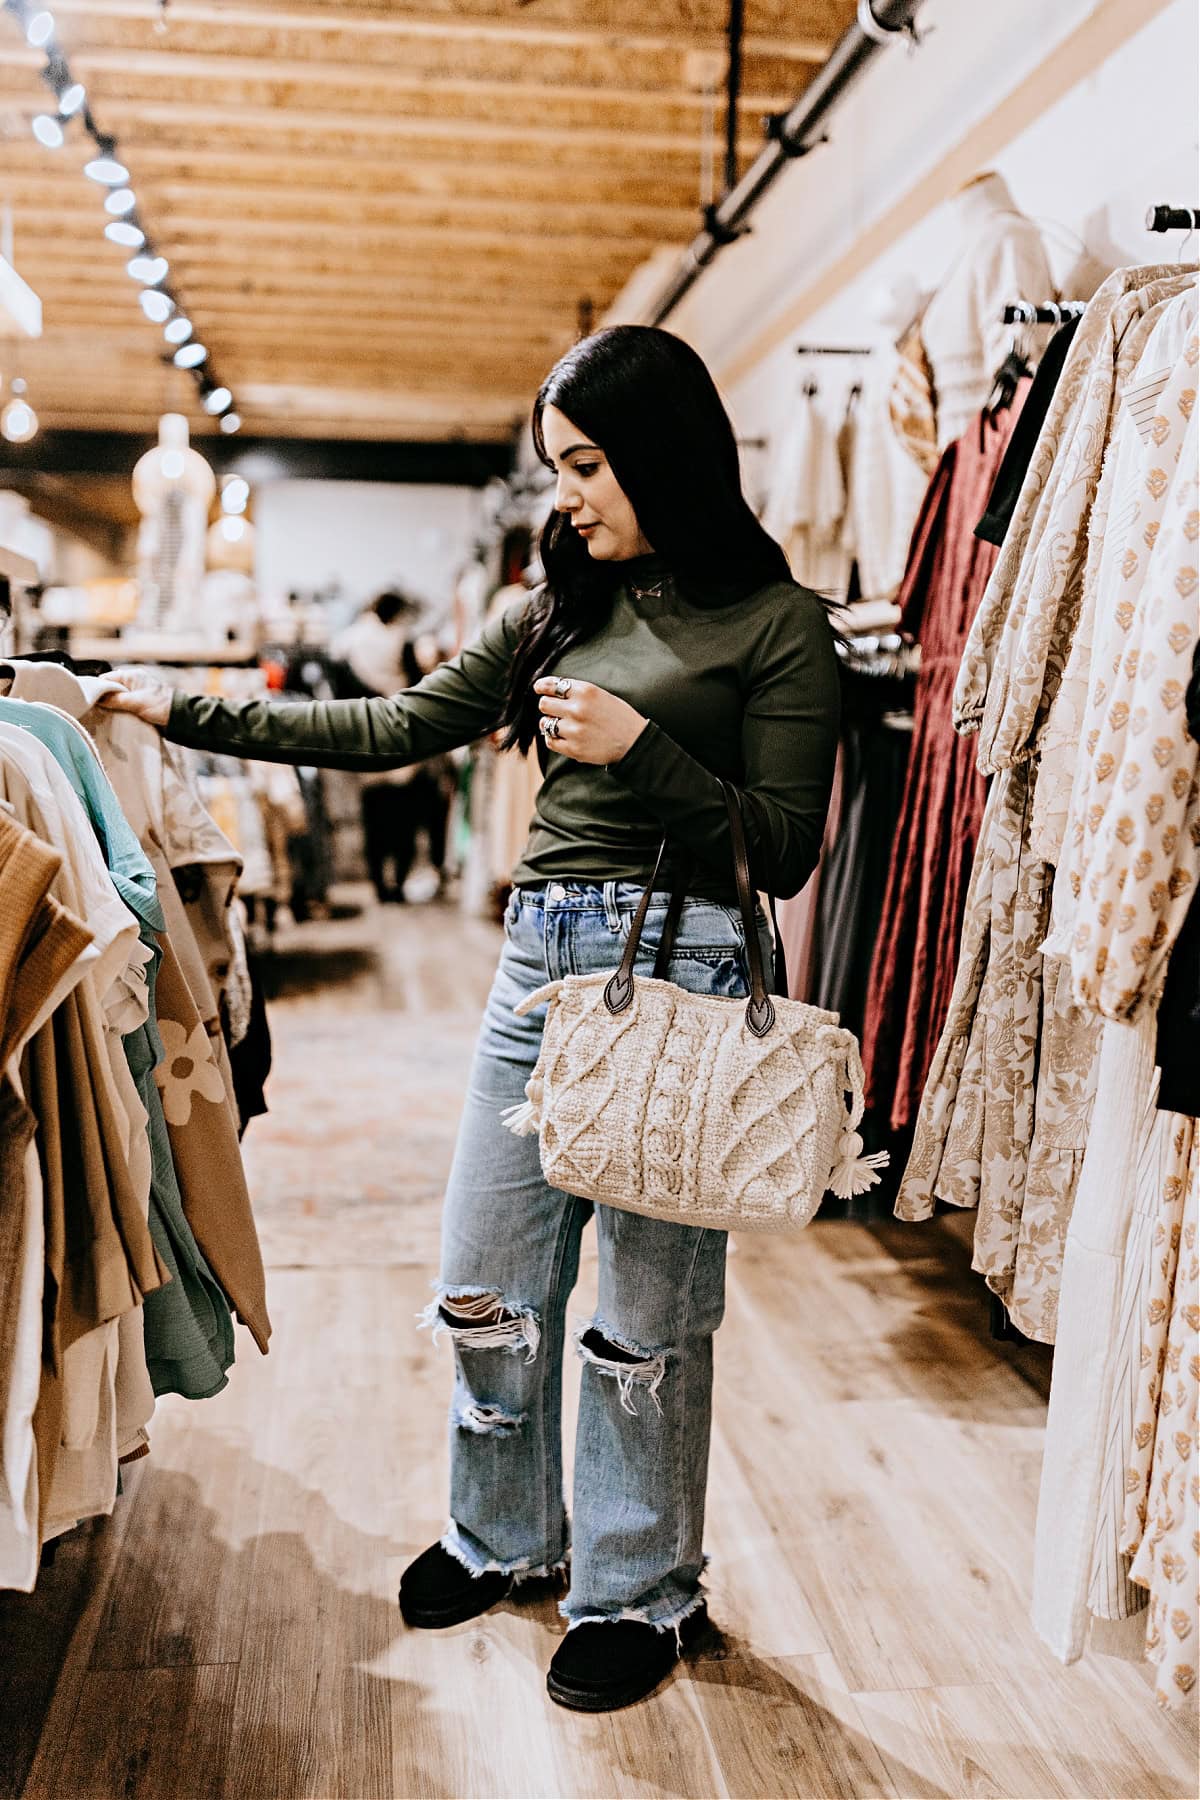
[724,0,745,199]
[648,0,925,327]
[1146,204,1200,232]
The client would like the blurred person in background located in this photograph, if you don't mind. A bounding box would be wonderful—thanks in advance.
[332,590,453,902]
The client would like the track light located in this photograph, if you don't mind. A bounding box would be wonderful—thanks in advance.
[174,342,206,368]
[58,81,86,117]
[164,316,192,345]
[219,412,242,434]
[26,12,55,48]
[203,386,232,415]
[32,113,64,148]
[105,188,136,215]
[105,221,145,248]
[127,254,168,284]
[85,155,129,185]
[140,289,173,323]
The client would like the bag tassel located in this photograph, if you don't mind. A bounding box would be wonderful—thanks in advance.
[500,1077,543,1138]
[827,1128,890,1200]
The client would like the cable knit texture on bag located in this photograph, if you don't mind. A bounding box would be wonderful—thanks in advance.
[504,973,883,1232]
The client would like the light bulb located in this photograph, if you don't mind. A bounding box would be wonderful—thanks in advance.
[105,187,136,215]
[221,476,249,513]
[127,254,168,285]
[2,398,39,444]
[219,516,246,543]
[105,221,144,248]
[85,156,130,185]
[174,343,206,368]
[32,114,64,148]
[203,386,232,415]
[161,450,185,480]
[59,81,86,117]
[140,290,173,323]
[26,12,55,48]
[219,412,241,434]
[164,316,192,345]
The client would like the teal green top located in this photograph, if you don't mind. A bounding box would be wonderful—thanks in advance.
[166,560,841,901]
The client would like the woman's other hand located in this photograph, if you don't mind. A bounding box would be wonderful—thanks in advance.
[533,677,645,765]
[97,670,173,730]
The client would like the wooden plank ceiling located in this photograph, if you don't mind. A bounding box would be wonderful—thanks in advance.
[0,0,855,444]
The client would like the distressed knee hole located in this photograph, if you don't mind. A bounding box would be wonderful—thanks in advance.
[452,1394,527,1437]
[418,1288,541,1362]
[574,1320,670,1416]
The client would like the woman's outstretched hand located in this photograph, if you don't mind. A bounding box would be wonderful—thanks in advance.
[98,670,173,730]
[533,677,646,766]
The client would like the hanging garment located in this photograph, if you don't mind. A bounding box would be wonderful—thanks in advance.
[955,265,1194,767]
[763,387,850,594]
[0,687,238,1407]
[812,668,913,1037]
[975,316,1082,547]
[861,390,1029,1129]
[0,812,95,1593]
[848,344,935,602]
[3,662,270,1354]
[898,272,1198,1342]
[1067,399,1199,1019]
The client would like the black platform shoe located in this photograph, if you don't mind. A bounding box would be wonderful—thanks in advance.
[546,1605,711,1712]
[398,1542,513,1629]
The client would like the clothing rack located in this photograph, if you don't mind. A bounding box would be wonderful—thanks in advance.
[1146,204,1200,232]
[1002,301,1087,325]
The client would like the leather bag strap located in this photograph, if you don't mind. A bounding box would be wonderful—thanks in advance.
[604,784,775,1038]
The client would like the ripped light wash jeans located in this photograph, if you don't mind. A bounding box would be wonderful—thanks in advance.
[424,878,770,1633]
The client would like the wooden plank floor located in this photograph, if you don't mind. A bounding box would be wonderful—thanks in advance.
[2,888,1197,1799]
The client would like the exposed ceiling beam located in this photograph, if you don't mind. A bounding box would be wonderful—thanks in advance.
[44,0,835,64]
[0,43,792,112]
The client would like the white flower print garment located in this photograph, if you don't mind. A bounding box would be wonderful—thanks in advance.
[156,1018,229,1128]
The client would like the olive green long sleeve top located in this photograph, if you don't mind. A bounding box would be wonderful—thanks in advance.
[165,561,841,901]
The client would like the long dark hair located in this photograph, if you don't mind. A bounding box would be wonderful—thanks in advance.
[498,325,791,752]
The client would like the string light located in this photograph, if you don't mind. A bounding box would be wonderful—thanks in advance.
[84,155,129,185]
[127,253,168,285]
[6,0,238,428]
[105,221,145,248]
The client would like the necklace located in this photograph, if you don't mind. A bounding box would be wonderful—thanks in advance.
[631,579,666,602]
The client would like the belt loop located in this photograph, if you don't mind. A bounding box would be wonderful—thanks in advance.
[602,880,621,931]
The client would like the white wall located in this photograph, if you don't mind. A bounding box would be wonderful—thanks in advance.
[253,479,483,625]
[633,0,1197,457]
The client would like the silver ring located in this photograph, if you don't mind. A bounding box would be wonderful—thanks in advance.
[545,716,562,740]
[554,677,573,699]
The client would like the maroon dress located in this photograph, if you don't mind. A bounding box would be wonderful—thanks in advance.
[861,390,1028,1129]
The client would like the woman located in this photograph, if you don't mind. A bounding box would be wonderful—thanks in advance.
[104,325,841,1713]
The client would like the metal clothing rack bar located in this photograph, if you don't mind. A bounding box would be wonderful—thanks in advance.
[1146,204,1200,232]
[795,343,874,355]
[1002,301,1087,324]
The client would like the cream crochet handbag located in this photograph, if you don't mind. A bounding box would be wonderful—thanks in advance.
[502,785,888,1232]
